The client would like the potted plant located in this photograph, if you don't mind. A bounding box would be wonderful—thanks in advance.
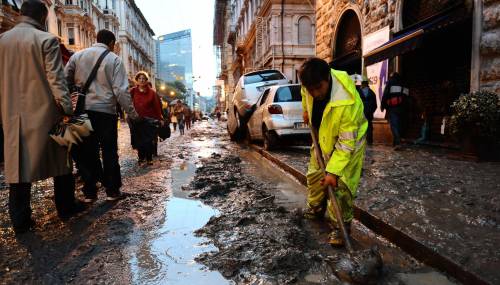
[449,90,500,160]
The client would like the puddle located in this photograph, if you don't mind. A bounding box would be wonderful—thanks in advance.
[191,139,219,159]
[239,149,306,209]
[129,156,232,284]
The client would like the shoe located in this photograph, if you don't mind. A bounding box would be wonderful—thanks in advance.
[58,201,87,220]
[106,192,128,201]
[303,207,324,220]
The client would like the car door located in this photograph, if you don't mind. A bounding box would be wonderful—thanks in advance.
[253,88,272,140]
[248,88,270,139]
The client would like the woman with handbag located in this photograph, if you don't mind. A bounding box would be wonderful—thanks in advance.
[130,71,163,165]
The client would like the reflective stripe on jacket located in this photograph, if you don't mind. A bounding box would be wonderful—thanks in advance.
[301,69,368,195]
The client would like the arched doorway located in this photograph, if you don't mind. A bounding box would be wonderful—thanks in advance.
[399,0,472,143]
[331,10,362,75]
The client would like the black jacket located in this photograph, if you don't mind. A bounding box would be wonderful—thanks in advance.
[357,86,377,120]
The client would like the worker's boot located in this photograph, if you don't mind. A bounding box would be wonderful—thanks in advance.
[303,206,325,220]
[328,222,351,247]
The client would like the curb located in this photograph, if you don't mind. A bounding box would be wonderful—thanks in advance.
[249,144,490,285]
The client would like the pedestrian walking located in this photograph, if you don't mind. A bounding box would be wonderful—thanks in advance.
[65,29,139,202]
[381,72,409,150]
[173,101,186,135]
[130,71,163,165]
[0,0,85,233]
[300,58,367,246]
[171,107,178,131]
[184,105,192,130]
[357,78,377,144]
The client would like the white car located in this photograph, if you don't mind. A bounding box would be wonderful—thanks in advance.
[227,69,289,140]
[247,84,310,150]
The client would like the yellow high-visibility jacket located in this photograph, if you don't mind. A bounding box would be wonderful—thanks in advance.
[301,69,368,195]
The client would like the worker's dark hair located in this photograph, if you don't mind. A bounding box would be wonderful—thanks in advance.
[96,29,116,46]
[21,0,48,22]
[299,57,331,87]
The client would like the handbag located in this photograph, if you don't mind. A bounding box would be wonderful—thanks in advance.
[158,120,171,140]
[50,49,110,150]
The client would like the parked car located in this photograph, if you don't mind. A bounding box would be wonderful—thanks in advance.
[247,84,309,150]
[227,69,289,141]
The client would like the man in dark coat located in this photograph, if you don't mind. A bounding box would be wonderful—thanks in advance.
[357,79,377,144]
[381,72,409,149]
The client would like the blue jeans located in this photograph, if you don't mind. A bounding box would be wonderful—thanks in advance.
[388,109,402,146]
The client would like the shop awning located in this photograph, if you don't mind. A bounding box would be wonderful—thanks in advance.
[364,4,469,66]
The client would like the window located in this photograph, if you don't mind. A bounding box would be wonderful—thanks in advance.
[274,85,302,102]
[298,16,312,45]
[244,70,285,85]
[57,19,62,36]
[259,89,271,106]
[67,24,75,45]
[105,21,109,30]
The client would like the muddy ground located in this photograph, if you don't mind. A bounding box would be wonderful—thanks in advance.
[265,143,500,284]
[0,121,460,284]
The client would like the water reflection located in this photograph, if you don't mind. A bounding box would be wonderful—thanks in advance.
[129,156,231,284]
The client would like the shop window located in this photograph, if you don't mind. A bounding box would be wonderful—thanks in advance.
[298,16,312,45]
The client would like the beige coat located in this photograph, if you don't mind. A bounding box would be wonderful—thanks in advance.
[0,17,73,183]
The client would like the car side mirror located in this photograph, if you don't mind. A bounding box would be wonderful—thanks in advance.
[288,80,292,84]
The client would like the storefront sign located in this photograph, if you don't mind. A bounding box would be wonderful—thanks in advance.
[363,26,390,119]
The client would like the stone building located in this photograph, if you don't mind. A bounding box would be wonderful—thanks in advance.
[1,0,155,81]
[315,0,500,145]
[115,0,156,81]
[214,0,316,107]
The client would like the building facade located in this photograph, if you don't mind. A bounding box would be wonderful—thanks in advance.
[115,0,155,82]
[156,29,193,88]
[156,29,194,107]
[214,0,316,110]
[1,0,155,82]
[314,0,500,145]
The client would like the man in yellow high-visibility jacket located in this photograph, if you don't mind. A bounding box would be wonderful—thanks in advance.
[299,58,368,246]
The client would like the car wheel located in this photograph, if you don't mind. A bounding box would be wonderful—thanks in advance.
[263,126,278,151]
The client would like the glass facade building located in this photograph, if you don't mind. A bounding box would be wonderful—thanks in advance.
[156,29,193,89]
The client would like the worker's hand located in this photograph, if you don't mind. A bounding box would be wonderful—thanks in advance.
[303,111,309,125]
[320,173,338,188]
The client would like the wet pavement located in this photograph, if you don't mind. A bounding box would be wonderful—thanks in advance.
[263,143,500,284]
[0,120,474,284]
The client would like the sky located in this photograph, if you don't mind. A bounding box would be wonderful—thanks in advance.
[135,0,216,97]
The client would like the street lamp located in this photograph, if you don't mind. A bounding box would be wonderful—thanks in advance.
[160,85,166,91]
[170,91,175,97]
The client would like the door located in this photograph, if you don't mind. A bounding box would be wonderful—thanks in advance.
[249,88,271,139]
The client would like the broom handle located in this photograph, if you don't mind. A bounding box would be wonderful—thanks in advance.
[310,126,354,253]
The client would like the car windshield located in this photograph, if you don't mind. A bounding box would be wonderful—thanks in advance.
[244,70,285,85]
[274,86,302,102]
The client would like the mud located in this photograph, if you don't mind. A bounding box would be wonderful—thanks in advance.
[187,154,338,284]
[0,121,470,284]
[265,144,500,284]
